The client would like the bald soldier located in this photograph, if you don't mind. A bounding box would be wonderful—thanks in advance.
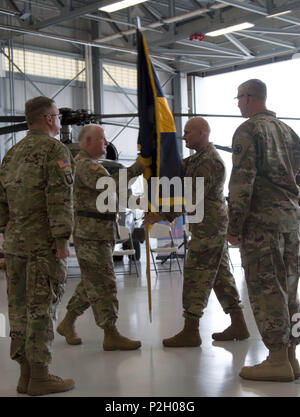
[0,96,75,396]
[227,79,300,382]
[57,124,145,350]
[145,117,249,347]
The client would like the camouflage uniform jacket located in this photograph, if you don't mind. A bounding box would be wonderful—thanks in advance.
[228,110,300,236]
[73,149,143,241]
[183,143,228,238]
[164,142,228,238]
[0,129,74,255]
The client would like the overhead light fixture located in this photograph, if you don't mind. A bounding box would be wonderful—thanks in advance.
[267,10,291,18]
[99,0,148,13]
[206,22,254,37]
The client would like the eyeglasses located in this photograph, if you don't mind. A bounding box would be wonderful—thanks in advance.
[44,113,62,120]
[234,94,253,100]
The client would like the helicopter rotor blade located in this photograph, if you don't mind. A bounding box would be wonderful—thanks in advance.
[0,116,26,123]
[0,123,28,135]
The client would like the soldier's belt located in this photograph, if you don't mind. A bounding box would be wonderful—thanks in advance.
[76,211,116,221]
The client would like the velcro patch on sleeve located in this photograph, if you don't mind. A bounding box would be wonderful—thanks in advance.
[91,163,99,171]
[57,159,71,169]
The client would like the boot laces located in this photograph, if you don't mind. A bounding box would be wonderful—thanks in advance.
[48,374,64,384]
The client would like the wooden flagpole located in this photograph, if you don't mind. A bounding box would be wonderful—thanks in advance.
[137,15,152,322]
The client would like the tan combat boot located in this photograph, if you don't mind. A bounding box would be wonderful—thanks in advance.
[239,348,294,382]
[162,318,202,347]
[288,342,300,379]
[103,325,141,351]
[57,311,82,345]
[212,308,250,341]
[27,364,75,396]
[17,359,30,394]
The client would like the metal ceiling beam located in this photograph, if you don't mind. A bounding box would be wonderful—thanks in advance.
[151,48,243,59]
[176,40,245,58]
[137,3,169,32]
[0,21,182,65]
[246,27,300,36]
[100,11,129,45]
[50,0,65,10]
[30,0,116,30]
[238,30,296,49]
[84,12,162,33]
[1,0,30,28]
[0,6,19,16]
[4,0,20,14]
[151,57,176,73]
[176,56,211,69]
[274,15,300,27]
[93,2,227,43]
[266,1,300,15]
[218,0,300,26]
[218,0,267,16]
[224,33,253,57]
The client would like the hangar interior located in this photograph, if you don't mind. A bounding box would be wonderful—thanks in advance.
[0,0,300,398]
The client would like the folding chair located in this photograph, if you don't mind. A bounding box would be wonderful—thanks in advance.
[113,225,140,276]
[148,223,182,275]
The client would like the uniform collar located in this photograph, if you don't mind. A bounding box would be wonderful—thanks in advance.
[194,142,213,157]
[78,149,93,160]
[28,129,50,136]
[251,110,276,118]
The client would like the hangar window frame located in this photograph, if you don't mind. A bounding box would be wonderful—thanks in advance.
[3,47,86,82]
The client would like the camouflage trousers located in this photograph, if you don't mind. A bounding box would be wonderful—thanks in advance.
[183,234,241,320]
[66,237,118,328]
[240,228,300,351]
[5,251,66,365]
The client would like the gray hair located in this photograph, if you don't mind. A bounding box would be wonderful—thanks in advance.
[239,79,267,100]
[77,124,102,142]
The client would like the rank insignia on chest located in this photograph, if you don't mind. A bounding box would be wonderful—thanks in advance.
[57,159,71,169]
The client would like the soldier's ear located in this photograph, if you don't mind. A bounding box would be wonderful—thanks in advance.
[85,136,92,145]
[44,114,52,127]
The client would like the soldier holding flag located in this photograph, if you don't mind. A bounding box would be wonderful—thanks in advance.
[144,117,249,347]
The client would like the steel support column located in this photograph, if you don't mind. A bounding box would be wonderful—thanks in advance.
[91,20,103,115]
[85,45,94,112]
[172,72,187,157]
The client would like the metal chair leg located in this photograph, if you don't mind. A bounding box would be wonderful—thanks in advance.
[175,253,182,273]
[150,249,158,275]
[133,254,139,276]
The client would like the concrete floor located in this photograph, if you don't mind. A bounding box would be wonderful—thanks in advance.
[0,247,299,398]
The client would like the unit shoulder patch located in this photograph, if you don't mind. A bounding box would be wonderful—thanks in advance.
[233,144,243,155]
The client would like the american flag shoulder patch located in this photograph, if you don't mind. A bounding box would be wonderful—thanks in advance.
[57,159,71,169]
[91,163,99,171]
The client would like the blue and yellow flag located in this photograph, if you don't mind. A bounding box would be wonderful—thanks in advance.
[137,29,183,213]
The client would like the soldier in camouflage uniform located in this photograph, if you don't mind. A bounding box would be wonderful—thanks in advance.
[145,117,249,347]
[227,79,300,382]
[0,96,75,396]
[57,124,144,350]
